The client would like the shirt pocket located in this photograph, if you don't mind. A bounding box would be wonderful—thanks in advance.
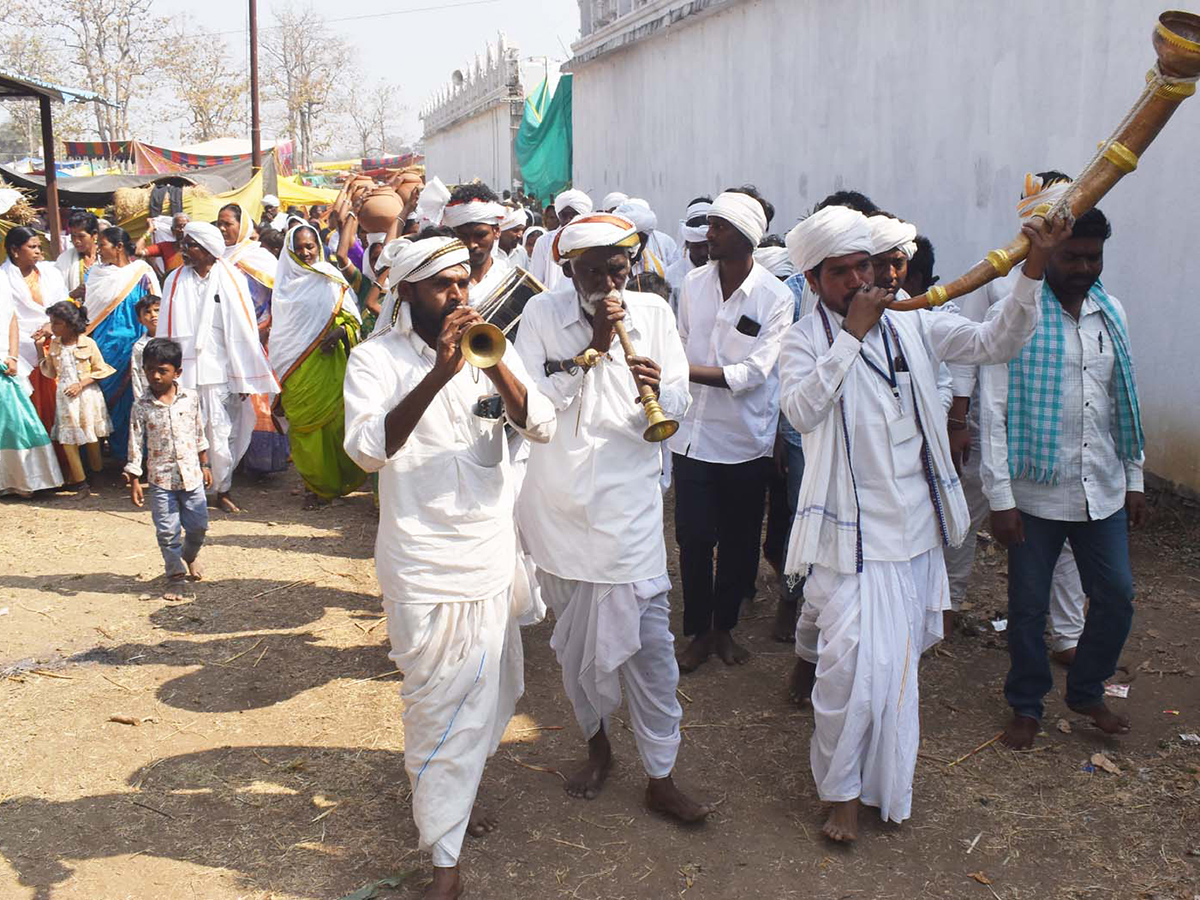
[718,326,757,365]
[465,408,506,468]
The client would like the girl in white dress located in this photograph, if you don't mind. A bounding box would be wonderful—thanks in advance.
[34,301,115,488]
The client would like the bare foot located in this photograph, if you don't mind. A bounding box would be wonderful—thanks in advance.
[1001,714,1039,750]
[423,866,462,900]
[789,658,816,708]
[773,597,798,643]
[186,557,204,581]
[1068,701,1131,735]
[713,630,750,665]
[218,492,241,513]
[822,799,859,843]
[467,804,497,837]
[1050,646,1077,667]
[677,633,713,673]
[645,775,711,824]
[565,729,612,800]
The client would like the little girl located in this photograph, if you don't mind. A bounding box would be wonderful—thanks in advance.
[34,301,115,488]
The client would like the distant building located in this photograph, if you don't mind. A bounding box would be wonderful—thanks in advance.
[420,34,525,191]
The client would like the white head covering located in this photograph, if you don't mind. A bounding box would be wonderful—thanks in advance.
[613,198,657,234]
[183,222,225,261]
[441,197,507,229]
[554,189,593,217]
[709,191,767,247]
[362,232,387,282]
[413,176,450,230]
[552,214,639,262]
[150,215,174,243]
[381,236,470,289]
[867,215,918,259]
[680,199,713,244]
[753,246,795,278]
[524,225,546,246]
[262,194,280,209]
[785,206,875,275]
[500,208,527,232]
[600,191,628,211]
[269,223,360,380]
[1017,172,1073,221]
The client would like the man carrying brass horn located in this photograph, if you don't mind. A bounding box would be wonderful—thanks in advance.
[779,203,1069,844]
[513,214,710,824]
[342,231,556,900]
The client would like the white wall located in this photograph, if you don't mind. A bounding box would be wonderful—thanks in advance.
[422,104,514,191]
[570,0,1200,493]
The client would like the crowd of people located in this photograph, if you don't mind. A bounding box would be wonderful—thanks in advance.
[0,168,1148,900]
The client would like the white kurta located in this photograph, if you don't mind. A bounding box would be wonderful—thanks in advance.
[467,254,514,308]
[515,285,691,776]
[528,229,565,292]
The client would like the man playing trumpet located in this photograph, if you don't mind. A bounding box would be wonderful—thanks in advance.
[342,230,556,899]
[514,214,710,823]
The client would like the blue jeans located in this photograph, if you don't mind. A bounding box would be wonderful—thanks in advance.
[148,484,209,577]
[1005,508,1134,720]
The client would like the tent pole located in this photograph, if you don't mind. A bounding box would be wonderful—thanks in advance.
[249,0,262,171]
[39,95,61,261]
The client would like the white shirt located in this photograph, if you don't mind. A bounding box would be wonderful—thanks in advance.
[664,254,696,316]
[980,291,1144,522]
[195,284,229,387]
[515,286,692,583]
[468,254,514,307]
[130,334,150,399]
[632,231,680,277]
[528,229,565,292]
[668,260,794,463]
[342,304,556,604]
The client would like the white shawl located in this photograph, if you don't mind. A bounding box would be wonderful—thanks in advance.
[785,306,968,576]
[160,258,279,395]
[222,204,278,289]
[55,245,95,292]
[82,260,161,329]
[1,259,68,370]
[269,225,360,382]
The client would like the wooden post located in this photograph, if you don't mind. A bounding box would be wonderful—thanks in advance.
[38,94,61,261]
[249,0,262,171]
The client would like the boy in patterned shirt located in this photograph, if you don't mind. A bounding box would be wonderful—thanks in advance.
[124,338,212,581]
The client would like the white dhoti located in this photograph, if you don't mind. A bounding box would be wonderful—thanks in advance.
[198,385,255,494]
[538,572,681,778]
[795,549,948,824]
[384,589,523,867]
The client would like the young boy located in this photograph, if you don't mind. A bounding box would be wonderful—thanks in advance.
[124,338,211,581]
[130,296,160,401]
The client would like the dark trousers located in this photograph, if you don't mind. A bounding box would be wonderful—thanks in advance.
[1005,508,1134,720]
[673,454,769,637]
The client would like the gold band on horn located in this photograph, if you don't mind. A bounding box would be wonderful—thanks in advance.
[1102,141,1140,173]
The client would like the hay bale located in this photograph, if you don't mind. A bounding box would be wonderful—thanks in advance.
[113,183,214,223]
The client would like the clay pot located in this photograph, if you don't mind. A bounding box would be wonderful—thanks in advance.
[359,187,402,233]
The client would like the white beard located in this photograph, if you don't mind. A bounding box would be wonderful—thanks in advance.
[578,288,620,317]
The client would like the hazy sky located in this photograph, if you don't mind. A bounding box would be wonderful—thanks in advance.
[154,0,582,153]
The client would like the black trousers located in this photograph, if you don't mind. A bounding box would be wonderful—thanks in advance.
[673,453,770,637]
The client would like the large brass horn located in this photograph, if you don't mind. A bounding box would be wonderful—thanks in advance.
[460,321,506,369]
[891,9,1200,312]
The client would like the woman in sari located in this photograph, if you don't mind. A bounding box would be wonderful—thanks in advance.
[2,226,70,453]
[216,202,290,477]
[80,226,160,460]
[270,223,366,508]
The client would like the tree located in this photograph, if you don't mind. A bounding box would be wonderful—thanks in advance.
[0,15,90,157]
[261,4,351,170]
[155,17,248,142]
[346,79,405,158]
[37,0,166,142]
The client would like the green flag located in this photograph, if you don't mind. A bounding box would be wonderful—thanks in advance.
[516,74,573,207]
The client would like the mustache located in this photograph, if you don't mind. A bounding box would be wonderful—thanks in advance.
[579,289,620,315]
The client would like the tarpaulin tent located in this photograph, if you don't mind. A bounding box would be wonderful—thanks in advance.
[515,74,573,206]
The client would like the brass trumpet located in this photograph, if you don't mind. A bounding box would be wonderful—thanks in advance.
[614,319,679,443]
[460,321,506,368]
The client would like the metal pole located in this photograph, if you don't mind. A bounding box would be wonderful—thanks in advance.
[39,95,61,261]
[249,0,262,170]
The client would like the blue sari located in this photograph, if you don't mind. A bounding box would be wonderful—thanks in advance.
[85,265,154,461]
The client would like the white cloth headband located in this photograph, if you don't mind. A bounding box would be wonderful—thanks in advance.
[786,205,875,275]
[500,208,527,231]
[441,199,507,229]
[754,246,795,278]
[681,224,709,244]
[600,191,628,211]
[380,236,469,288]
[709,191,767,247]
[613,198,657,233]
[183,222,225,260]
[554,189,593,217]
[867,215,918,259]
[552,214,639,262]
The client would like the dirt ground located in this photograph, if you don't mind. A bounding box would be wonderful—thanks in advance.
[2,467,1199,900]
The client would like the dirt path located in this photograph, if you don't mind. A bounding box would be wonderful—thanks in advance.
[2,470,1198,900]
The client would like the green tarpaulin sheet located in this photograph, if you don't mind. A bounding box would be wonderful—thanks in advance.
[515,74,572,206]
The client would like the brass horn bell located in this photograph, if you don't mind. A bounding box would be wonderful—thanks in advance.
[460,322,506,369]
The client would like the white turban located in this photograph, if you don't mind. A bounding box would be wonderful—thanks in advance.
[613,198,657,234]
[552,214,639,262]
[183,222,226,261]
[709,191,767,247]
[362,232,387,281]
[600,191,628,211]
[867,215,918,259]
[524,225,546,245]
[150,215,174,243]
[380,236,469,289]
[500,208,528,232]
[554,189,593,217]
[441,198,507,229]
[1017,172,1073,221]
[785,206,875,275]
[680,200,713,244]
[413,176,450,230]
[262,194,280,208]
[754,246,795,278]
